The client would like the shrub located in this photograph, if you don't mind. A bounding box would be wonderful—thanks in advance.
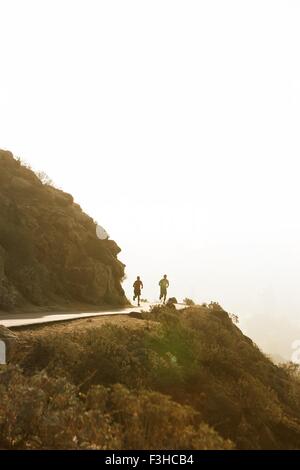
[10,305,300,449]
[35,171,54,187]
[0,366,233,450]
[183,298,195,306]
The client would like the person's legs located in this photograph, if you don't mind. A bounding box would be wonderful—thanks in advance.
[159,288,163,301]
[160,288,167,303]
[134,290,141,305]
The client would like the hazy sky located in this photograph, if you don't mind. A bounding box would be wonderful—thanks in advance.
[1,1,300,358]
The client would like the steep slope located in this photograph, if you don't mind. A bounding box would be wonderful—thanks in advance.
[0,149,127,311]
[4,304,300,450]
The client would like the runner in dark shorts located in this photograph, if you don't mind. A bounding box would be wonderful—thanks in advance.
[133,276,143,307]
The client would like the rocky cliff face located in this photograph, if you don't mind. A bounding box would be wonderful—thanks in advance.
[0,149,127,311]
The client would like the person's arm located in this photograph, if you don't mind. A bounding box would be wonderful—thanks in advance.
[141,282,144,289]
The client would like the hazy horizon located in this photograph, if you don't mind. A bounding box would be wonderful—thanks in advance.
[1,0,300,360]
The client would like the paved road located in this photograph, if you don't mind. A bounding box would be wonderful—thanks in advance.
[0,303,184,329]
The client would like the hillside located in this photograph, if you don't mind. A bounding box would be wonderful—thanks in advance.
[0,149,127,311]
[2,304,300,450]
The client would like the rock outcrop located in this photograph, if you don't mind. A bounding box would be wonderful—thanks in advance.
[0,149,127,310]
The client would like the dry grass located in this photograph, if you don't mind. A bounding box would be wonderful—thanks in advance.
[2,305,300,450]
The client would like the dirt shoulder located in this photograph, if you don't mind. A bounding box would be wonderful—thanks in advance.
[13,312,155,341]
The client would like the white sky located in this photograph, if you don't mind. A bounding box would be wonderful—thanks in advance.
[1,0,300,357]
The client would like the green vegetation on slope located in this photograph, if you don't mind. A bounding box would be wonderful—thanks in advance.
[2,305,300,449]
